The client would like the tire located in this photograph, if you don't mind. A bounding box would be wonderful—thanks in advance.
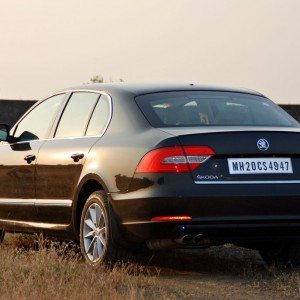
[258,241,300,268]
[79,191,130,267]
[0,230,4,242]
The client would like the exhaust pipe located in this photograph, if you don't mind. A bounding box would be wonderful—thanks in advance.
[193,234,204,244]
[175,234,193,244]
[194,235,210,246]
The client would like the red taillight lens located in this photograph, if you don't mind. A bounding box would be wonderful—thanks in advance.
[136,145,215,173]
[183,146,215,171]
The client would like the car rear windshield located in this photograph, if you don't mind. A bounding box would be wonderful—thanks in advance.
[135,91,299,128]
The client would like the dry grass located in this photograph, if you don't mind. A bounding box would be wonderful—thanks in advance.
[0,234,170,300]
[0,234,299,299]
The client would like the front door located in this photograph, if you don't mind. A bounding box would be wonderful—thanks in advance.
[0,140,40,221]
[0,93,66,223]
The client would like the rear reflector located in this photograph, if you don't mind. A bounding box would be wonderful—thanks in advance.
[136,145,215,173]
[151,216,192,222]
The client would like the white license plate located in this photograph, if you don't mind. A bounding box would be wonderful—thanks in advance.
[228,158,293,174]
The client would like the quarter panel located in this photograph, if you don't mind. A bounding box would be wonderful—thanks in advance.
[79,91,176,193]
[80,129,176,194]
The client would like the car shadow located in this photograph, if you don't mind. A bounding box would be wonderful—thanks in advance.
[134,245,270,277]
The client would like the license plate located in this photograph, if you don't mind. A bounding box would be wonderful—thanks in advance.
[228,158,293,174]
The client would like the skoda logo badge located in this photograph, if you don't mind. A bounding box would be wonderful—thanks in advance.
[257,138,269,151]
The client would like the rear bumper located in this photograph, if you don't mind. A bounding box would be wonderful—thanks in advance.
[121,218,300,244]
[110,173,300,243]
[110,192,300,243]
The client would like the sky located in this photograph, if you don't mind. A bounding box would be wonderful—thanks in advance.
[0,0,299,103]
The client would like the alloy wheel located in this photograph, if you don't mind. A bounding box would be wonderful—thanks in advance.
[82,203,107,262]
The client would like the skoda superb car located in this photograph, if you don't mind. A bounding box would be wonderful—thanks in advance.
[0,83,300,267]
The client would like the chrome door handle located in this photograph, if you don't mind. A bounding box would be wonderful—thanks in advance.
[24,154,36,164]
[71,153,84,162]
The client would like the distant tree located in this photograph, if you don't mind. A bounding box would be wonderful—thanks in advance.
[90,75,104,83]
[87,75,125,84]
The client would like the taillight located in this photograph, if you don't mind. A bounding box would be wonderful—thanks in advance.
[136,145,215,173]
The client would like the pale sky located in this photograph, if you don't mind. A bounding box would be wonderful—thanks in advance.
[0,0,299,103]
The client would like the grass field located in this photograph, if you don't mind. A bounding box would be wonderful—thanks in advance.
[0,234,299,299]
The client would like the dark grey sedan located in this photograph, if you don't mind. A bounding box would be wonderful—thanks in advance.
[0,83,299,267]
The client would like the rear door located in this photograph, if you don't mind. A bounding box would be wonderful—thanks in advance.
[35,91,111,224]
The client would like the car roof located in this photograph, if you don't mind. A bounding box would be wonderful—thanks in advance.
[56,83,266,98]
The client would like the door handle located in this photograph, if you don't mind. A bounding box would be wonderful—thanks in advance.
[24,154,36,164]
[71,153,84,162]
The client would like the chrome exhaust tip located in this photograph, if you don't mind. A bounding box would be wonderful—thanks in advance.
[193,234,204,244]
[175,234,193,244]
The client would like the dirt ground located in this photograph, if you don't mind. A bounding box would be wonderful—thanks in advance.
[0,234,299,299]
[144,246,300,299]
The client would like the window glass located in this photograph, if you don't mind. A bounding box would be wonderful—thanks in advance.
[14,94,65,141]
[55,92,99,138]
[0,130,6,141]
[135,91,299,128]
[85,95,110,136]
[0,125,8,141]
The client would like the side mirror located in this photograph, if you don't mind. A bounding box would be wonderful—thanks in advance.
[0,124,10,142]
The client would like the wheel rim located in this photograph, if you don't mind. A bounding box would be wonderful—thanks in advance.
[82,203,107,262]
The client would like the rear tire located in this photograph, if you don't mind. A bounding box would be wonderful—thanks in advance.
[79,191,131,267]
[258,241,300,268]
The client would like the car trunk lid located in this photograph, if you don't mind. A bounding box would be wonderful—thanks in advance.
[158,127,300,183]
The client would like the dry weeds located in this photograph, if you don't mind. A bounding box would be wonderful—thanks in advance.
[0,234,299,299]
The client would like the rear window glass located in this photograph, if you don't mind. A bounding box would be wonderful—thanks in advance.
[85,95,110,136]
[135,91,299,128]
[55,92,99,138]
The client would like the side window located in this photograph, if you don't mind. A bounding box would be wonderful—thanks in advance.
[55,92,99,138]
[14,94,65,142]
[85,95,110,136]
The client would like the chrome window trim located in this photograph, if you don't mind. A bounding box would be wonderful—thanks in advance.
[3,89,113,147]
[10,92,68,138]
[194,180,300,185]
[52,89,113,140]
